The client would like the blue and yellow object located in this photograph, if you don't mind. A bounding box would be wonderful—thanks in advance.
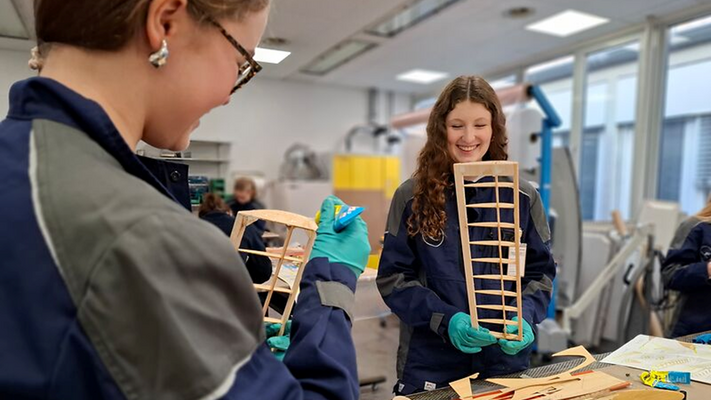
[314,204,365,233]
[640,370,691,391]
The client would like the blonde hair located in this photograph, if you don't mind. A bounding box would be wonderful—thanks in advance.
[697,197,711,222]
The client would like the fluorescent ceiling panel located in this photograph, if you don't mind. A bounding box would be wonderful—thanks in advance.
[396,69,448,84]
[526,10,609,38]
[301,39,376,75]
[254,47,290,64]
[367,0,463,37]
[0,0,28,39]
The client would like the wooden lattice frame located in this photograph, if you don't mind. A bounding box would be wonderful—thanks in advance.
[453,161,523,341]
[230,210,318,336]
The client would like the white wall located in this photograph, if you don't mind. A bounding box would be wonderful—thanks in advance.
[0,48,34,115]
[0,47,412,182]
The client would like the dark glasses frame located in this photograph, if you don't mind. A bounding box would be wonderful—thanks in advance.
[206,17,263,94]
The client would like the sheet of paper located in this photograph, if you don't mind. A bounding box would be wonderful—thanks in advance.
[601,334,711,384]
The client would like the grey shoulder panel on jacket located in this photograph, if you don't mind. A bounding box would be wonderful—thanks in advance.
[32,119,263,400]
[518,179,551,243]
[386,179,415,237]
[669,216,704,250]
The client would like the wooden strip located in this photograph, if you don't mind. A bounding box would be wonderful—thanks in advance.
[478,318,518,325]
[471,240,516,246]
[466,203,515,209]
[472,257,513,264]
[261,226,295,316]
[476,304,518,312]
[278,229,317,336]
[468,222,516,229]
[473,275,517,281]
[454,167,479,328]
[253,283,292,294]
[512,163,523,341]
[238,248,302,263]
[463,182,515,188]
[236,209,317,231]
[453,161,517,177]
[264,317,282,324]
[475,289,518,297]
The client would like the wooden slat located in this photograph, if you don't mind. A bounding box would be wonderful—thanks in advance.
[253,283,292,294]
[470,240,516,247]
[476,304,518,312]
[238,248,302,264]
[489,331,523,340]
[463,182,515,188]
[472,257,512,264]
[477,318,518,325]
[467,222,516,229]
[237,209,318,231]
[466,203,515,209]
[472,275,517,281]
[264,317,283,324]
[475,289,518,297]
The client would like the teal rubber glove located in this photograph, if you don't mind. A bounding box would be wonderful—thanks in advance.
[498,316,535,355]
[265,321,291,361]
[448,312,497,354]
[309,195,371,277]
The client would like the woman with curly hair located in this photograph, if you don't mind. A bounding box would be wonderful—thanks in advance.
[377,76,556,395]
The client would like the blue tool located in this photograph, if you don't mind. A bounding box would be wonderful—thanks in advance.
[315,204,365,232]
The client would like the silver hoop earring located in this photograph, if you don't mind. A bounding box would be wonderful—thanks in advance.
[149,39,169,68]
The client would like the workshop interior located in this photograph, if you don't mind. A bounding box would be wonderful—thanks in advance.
[2,0,711,399]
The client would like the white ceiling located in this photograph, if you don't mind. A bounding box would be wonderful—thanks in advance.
[4,0,711,94]
[261,0,711,93]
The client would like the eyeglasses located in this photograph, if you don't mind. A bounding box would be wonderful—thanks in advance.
[207,18,263,94]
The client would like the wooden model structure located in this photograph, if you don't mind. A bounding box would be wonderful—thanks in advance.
[449,346,633,400]
[229,210,318,336]
[453,161,524,341]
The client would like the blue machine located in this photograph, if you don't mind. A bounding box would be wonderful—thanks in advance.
[527,84,562,319]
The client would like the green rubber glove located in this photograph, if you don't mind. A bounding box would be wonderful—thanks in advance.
[448,312,497,354]
[265,321,292,361]
[498,316,535,355]
[309,195,371,277]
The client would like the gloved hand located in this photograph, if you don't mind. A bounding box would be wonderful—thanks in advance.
[310,195,371,277]
[693,333,711,344]
[498,316,535,355]
[448,312,497,354]
[265,321,291,361]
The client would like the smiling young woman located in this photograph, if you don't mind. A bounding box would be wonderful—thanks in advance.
[376,76,556,395]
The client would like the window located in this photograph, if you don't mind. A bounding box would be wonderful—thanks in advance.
[658,15,711,214]
[524,56,574,148]
[579,41,640,220]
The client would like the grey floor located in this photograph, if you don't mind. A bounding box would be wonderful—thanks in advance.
[354,314,400,400]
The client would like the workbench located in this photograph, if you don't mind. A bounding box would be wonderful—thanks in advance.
[408,332,711,400]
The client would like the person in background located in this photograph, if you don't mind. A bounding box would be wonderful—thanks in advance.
[199,192,271,284]
[662,198,711,337]
[376,76,556,395]
[0,0,371,398]
[228,177,267,233]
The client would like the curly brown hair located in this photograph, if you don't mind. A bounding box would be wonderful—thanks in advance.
[407,76,508,239]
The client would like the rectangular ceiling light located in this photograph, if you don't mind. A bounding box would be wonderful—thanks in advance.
[254,47,290,64]
[526,10,609,38]
[367,0,463,38]
[396,69,448,84]
[301,39,376,75]
[0,0,29,39]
